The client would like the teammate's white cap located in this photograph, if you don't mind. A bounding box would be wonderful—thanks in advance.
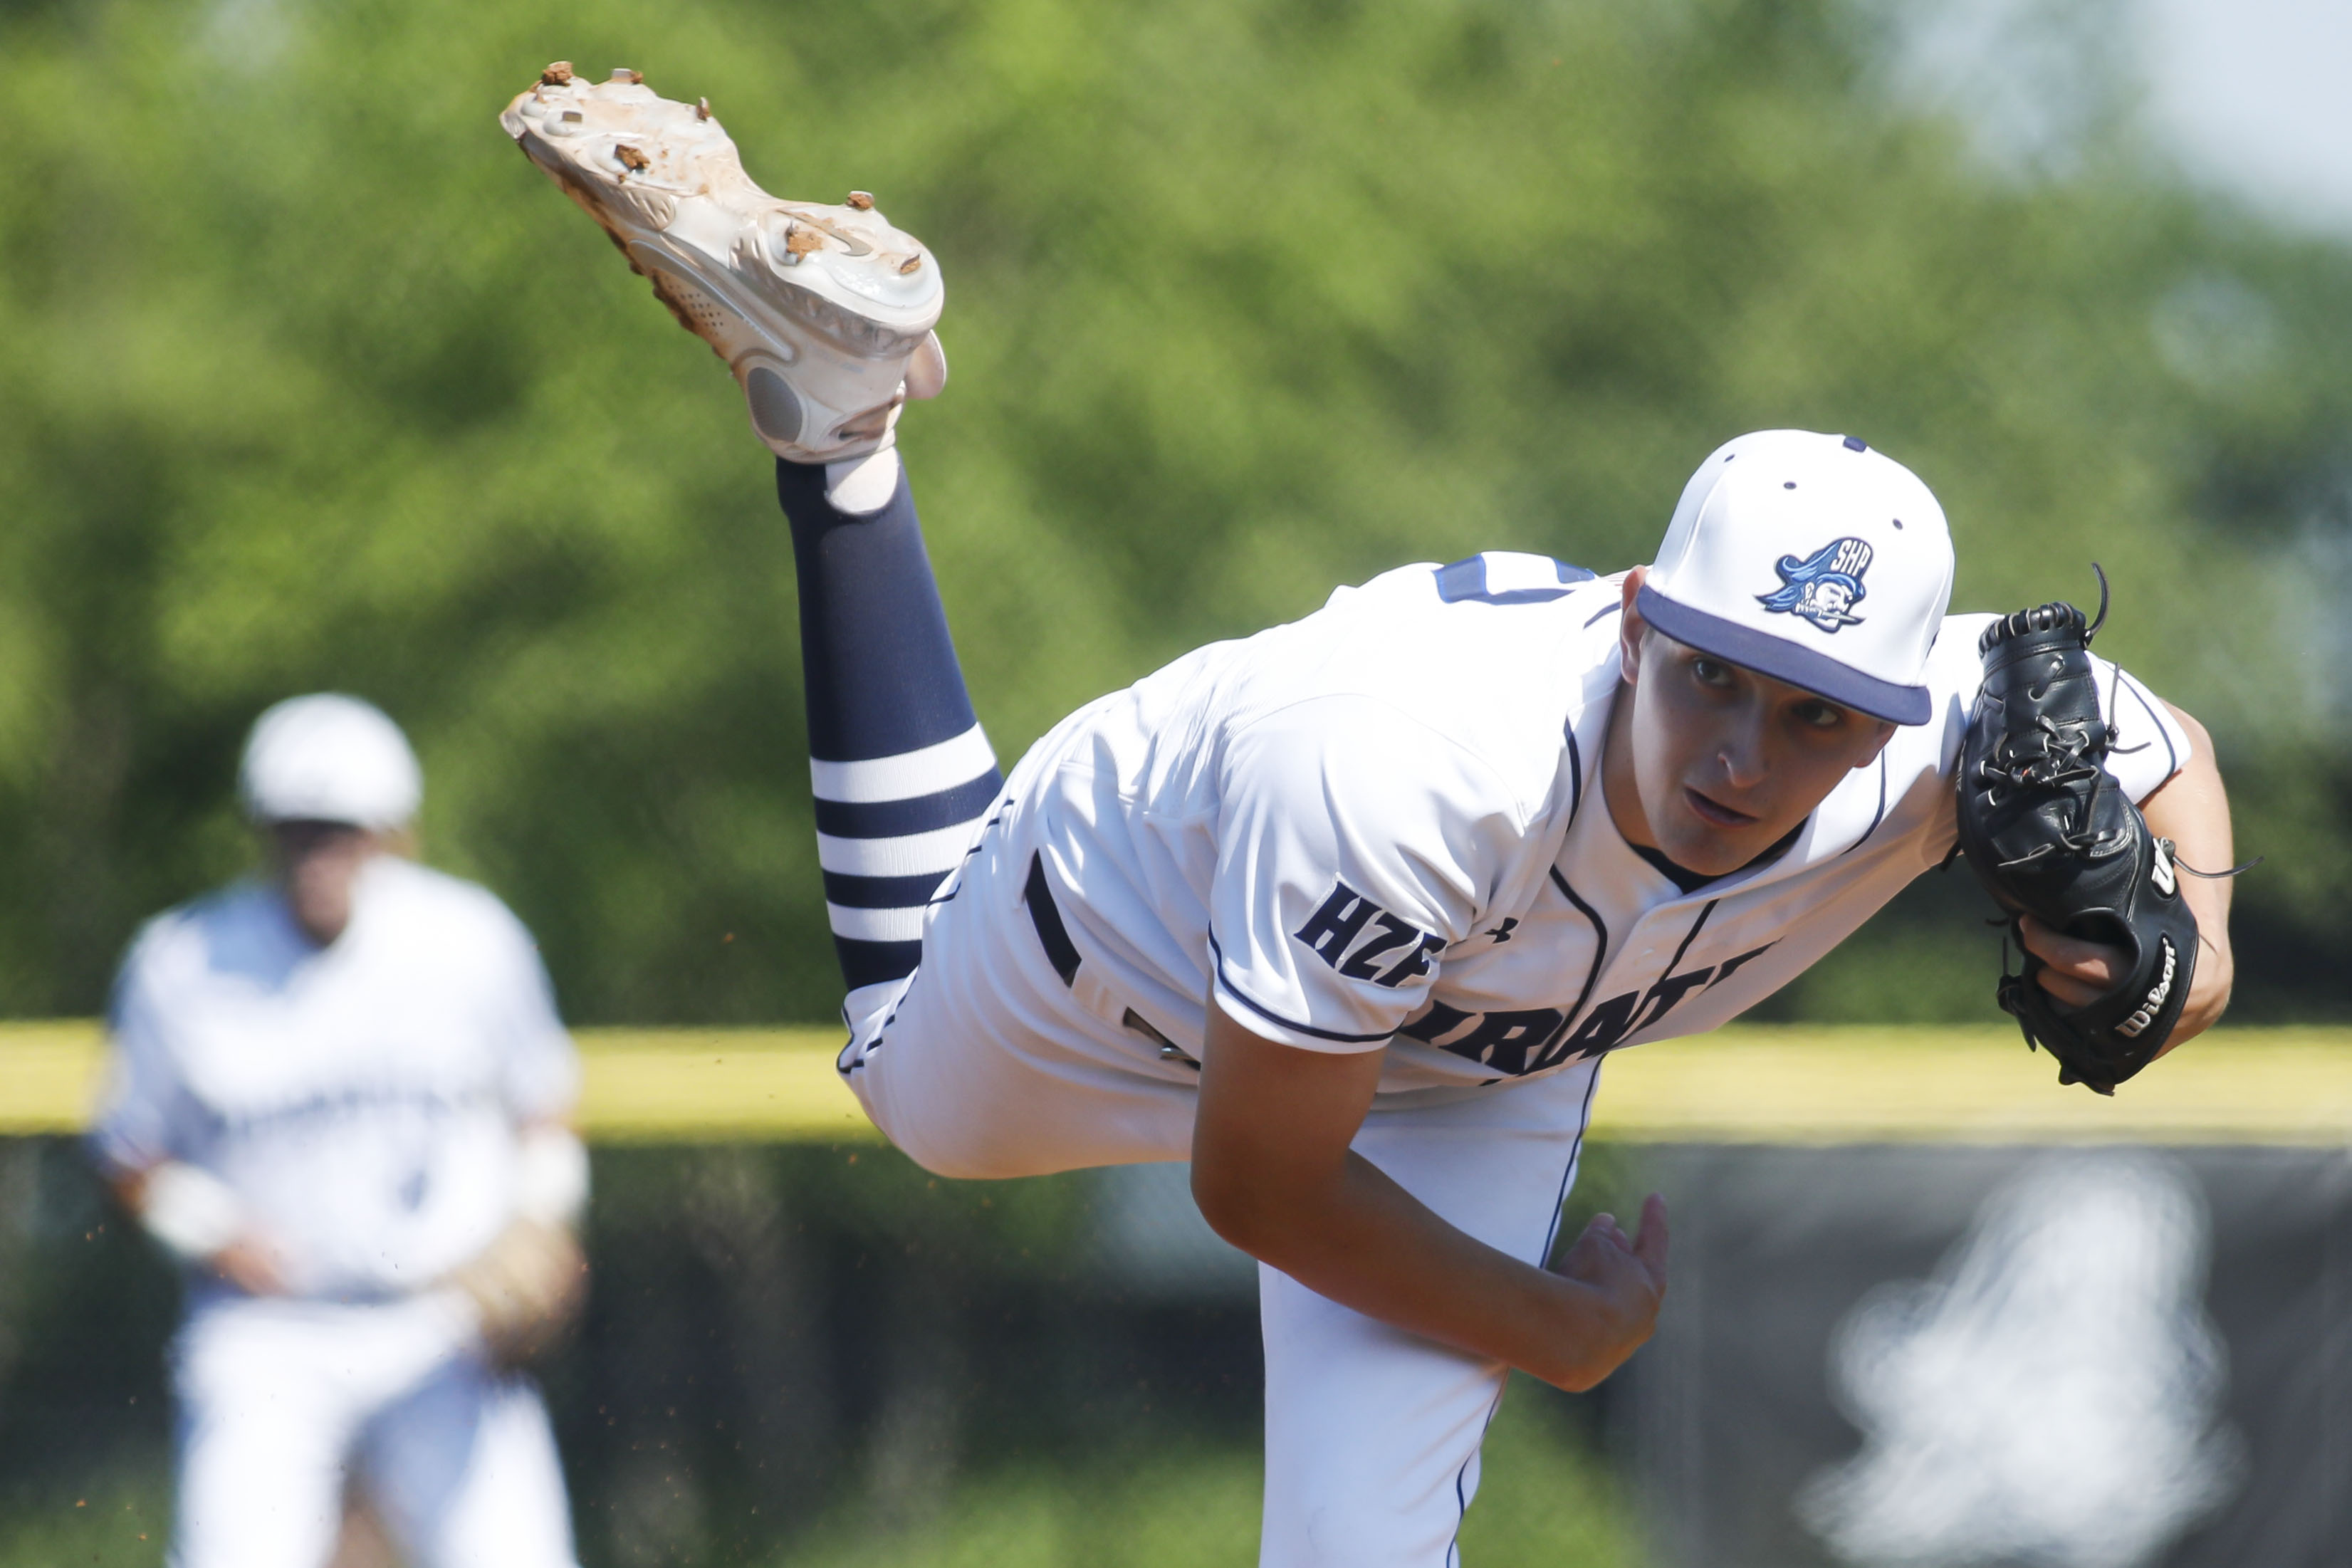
[237,694,422,828]
[1636,429,1954,725]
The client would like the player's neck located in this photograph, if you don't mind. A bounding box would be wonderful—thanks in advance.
[1599,679,1658,852]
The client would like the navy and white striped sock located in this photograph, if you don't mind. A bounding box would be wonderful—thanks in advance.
[778,452,1002,995]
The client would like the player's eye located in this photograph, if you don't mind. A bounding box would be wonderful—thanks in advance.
[1690,656,1735,689]
[1792,699,1844,730]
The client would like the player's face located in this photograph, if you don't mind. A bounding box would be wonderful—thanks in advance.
[266,820,381,946]
[1611,590,1896,876]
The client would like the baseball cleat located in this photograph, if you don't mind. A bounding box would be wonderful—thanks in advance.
[501,62,947,464]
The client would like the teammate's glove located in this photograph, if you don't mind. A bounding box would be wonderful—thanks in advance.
[442,1218,587,1367]
[1953,578,2197,1094]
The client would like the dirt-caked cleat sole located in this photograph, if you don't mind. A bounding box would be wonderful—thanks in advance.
[501,62,948,464]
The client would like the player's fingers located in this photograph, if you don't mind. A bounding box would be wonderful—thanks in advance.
[1631,1193,1670,1276]
[2017,916,2122,986]
[2034,967,2106,1009]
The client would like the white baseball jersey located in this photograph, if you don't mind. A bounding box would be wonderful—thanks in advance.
[93,857,579,1298]
[1022,552,2188,1093]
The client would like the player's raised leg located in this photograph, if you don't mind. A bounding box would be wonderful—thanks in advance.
[776,456,999,1000]
[501,67,998,1013]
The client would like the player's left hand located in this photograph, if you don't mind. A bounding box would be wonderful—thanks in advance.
[445,1219,587,1367]
[2019,913,2226,1058]
[2017,916,2120,1011]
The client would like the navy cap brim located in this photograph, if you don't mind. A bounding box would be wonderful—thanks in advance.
[1635,585,1931,726]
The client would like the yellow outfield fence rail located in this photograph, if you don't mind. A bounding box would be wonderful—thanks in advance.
[4,1021,2351,1146]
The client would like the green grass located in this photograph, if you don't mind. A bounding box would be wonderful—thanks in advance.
[0,1388,1639,1568]
[773,1382,1641,1568]
[1455,1383,1644,1567]
[0,1474,169,1568]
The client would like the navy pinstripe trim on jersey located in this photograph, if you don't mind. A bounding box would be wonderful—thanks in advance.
[1582,600,1624,628]
[1562,716,1586,825]
[2118,675,2178,781]
[1206,932,1399,1044]
[822,869,953,909]
[811,770,1003,838]
[1839,751,1891,857]
[1661,899,1719,973]
[1541,1060,1610,1260]
[1449,1057,1607,1561]
[1450,1381,1510,1568]
[1636,584,1932,725]
[1631,842,1718,895]
[1547,867,1611,1029]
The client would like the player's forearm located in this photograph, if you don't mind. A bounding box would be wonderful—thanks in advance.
[1197,1151,1647,1391]
[1193,1002,1662,1388]
[2142,704,2235,1047]
[110,1160,290,1293]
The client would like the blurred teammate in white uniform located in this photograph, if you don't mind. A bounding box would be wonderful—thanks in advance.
[506,70,2242,1566]
[90,694,587,1568]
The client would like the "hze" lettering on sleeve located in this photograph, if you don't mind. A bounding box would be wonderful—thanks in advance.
[1292,881,1444,988]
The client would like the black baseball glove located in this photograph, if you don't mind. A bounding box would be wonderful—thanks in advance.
[1953,577,2197,1094]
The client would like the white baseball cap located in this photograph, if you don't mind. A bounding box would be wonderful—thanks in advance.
[237,694,422,828]
[1636,429,1955,725]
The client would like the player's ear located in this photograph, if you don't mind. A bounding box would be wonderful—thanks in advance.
[1618,566,1649,685]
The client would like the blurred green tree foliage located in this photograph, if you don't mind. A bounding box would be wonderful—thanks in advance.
[2,0,2348,1023]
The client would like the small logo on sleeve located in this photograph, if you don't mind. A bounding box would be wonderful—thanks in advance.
[1293,881,1443,988]
[1758,537,1872,632]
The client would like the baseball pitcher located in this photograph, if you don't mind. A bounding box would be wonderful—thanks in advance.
[502,66,2239,1565]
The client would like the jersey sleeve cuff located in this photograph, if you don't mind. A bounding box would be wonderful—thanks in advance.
[2111,671,2192,803]
[1210,973,1396,1053]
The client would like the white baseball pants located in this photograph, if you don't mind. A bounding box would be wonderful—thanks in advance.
[168,1292,577,1568]
[840,793,1604,1567]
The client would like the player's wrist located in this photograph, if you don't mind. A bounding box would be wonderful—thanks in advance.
[513,1126,589,1228]
[133,1161,247,1265]
[1532,1267,1661,1392]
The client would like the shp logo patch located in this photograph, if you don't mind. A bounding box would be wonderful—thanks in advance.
[1759,537,1873,632]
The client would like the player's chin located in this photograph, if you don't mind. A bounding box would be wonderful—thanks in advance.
[1663,790,1772,873]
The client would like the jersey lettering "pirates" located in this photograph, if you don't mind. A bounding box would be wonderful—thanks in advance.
[1024,552,2190,1094]
[92,858,580,1295]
